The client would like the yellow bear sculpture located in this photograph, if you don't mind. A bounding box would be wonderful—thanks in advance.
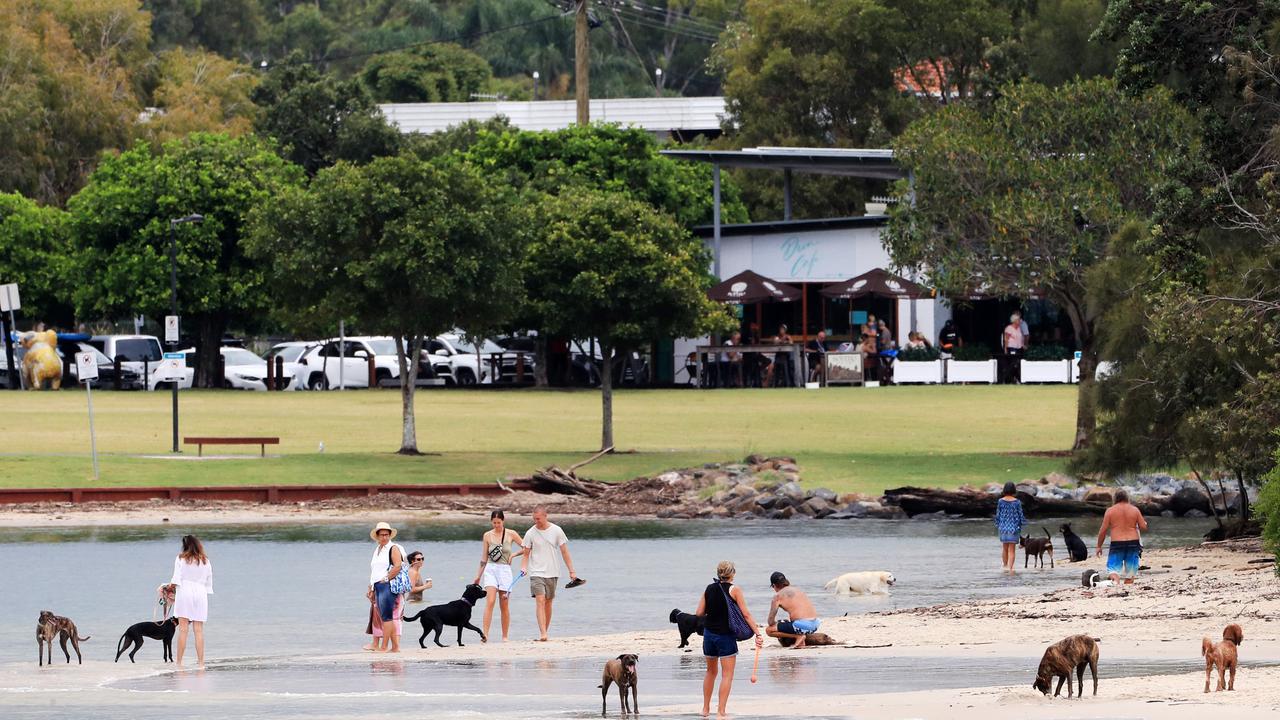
[20,330,62,390]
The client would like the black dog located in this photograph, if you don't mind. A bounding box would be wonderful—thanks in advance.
[1061,523,1088,562]
[403,583,487,648]
[669,609,704,649]
[115,617,178,663]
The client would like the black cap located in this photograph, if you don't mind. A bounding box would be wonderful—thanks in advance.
[769,571,788,587]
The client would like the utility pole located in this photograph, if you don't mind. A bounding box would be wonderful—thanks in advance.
[575,0,590,125]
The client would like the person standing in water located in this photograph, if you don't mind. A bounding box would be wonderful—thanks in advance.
[1097,489,1149,584]
[472,509,525,642]
[696,560,763,719]
[170,534,213,668]
[994,482,1025,573]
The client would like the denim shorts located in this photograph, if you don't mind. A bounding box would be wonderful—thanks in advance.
[1107,540,1142,578]
[703,630,738,658]
[777,618,820,635]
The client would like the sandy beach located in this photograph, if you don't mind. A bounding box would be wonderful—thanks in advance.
[6,536,1275,718]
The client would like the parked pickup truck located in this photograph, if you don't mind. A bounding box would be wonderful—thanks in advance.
[88,334,195,391]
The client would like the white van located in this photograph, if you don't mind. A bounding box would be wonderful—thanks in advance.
[88,334,195,391]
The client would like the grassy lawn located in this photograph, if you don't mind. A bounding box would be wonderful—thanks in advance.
[0,385,1077,495]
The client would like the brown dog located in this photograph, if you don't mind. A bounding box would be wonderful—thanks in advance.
[1202,624,1244,693]
[1033,634,1098,698]
[1020,528,1055,569]
[37,610,90,666]
[599,653,638,715]
[777,632,840,648]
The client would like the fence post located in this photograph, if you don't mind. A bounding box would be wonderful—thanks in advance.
[217,353,226,389]
[367,355,376,388]
[275,355,285,390]
[113,356,121,390]
[266,353,275,390]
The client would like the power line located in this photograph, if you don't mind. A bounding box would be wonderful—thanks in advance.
[598,0,730,37]
[607,7,722,43]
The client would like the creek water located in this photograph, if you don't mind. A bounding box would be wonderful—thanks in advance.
[0,517,1216,718]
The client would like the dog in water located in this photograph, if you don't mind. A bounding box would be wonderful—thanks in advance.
[1202,623,1244,693]
[824,571,895,595]
[402,583,487,648]
[115,617,178,663]
[1020,528,1055,569]
[669,608,704,649]
[1033,634,1099,698]
[599,653,638,715]
[1060,523,1088,562]
[37,610,90,666]
[776,632,840,648]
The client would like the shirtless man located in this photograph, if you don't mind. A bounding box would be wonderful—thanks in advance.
[1096,489,1149,584]
[765,572,820,649]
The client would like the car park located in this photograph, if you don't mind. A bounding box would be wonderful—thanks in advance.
[56,339,144,389]
[219,346,300,391]
[88,334,194,391]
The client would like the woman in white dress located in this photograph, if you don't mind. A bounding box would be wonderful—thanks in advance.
[169,534,213,667]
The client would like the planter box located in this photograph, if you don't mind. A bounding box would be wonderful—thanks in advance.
[1020,359,1071,383]
[1072,357,1080,383]
[946,359,997,384]
[894,359,944,384]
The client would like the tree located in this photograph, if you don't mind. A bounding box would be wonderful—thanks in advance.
[360,43,494,103]
[885,78,1199,450]
[246,154,521,454]
[137,48,259,145]
[0,193,73,327]
[252,52,402,175]
[525,190,732,449]
[68,133,304,386]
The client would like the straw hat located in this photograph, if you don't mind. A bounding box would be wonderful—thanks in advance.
[370,521,398,541]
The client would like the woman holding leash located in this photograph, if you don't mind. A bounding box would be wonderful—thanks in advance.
[169,534,213,668]
[472,509,525,642]
[995,482,1025,573]
[695,561,763,719]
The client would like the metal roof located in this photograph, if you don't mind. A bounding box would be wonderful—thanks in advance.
[662,146,903,179]
[379,96,727,134]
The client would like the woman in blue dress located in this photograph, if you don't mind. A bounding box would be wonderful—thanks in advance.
[994,482,1025,573]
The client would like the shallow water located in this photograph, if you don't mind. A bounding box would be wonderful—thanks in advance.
[0,517,1216,718]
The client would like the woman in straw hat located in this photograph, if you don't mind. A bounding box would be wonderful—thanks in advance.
[364,521,406,652]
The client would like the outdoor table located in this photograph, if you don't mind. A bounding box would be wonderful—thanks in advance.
[695,344,803,388]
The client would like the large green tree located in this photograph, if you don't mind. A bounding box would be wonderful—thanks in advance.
[0,193,73,327]
[360,43,493,103]
[885,78,1198,450]
[526,190,732,449]
[68,133,304,386]
[246,153,521,454]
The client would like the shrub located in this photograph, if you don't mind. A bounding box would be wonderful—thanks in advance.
[952,344,992,361]
[1025,344,1073,361]
[899,345,941,361]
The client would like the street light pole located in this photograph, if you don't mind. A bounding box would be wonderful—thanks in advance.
[654,67,663,97]
[532,70,540,101]
[168,214,203,453]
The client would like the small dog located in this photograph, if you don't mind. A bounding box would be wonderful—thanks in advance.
[777,632,840,648]
[1060,523,1088,562]
[1033,634,1099,698]
[402,583,487,648]
[599,653,638,715]
[824,571,896,595]
[1202,623,1244,693]
[115,617,178,663]
[1081,569,1113,589]
[1020,528,1055,568]
[669,609,704,648]
[37,610,90,666]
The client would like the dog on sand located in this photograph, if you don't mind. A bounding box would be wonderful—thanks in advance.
[599,653,638,715]
[669,608,704,649]
[776,632,840,648]
[115,617,178,663]
[1202,623,1244,693]
[37,610,90,666]
[824,571,895,595]
[1033,634,1099,698]
[1020,528,1055,568]
[402,583,487,648]
[1060,523,1088,562]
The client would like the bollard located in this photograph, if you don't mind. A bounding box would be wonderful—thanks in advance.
[516,353,525,383]
[367,354,376,388]
[266,353,275,390]
[275,355,285,390]
[113,356,122,390]
[217,353,226,389]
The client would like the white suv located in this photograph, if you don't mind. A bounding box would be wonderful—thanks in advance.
[89,334,195,391]
[425,334,497,386]
[297,336,402,390]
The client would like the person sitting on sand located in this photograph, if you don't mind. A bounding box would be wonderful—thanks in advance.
[407,551,432,603]
[764,571,819,649]
[1096,489,1148,585]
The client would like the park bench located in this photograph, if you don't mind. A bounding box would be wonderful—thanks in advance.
[183,436,280,457]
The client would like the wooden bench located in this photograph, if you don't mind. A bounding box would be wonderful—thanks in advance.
[183,436,280,457]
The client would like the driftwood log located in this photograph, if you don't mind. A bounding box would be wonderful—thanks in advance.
[882,487,1107,519]
[526,466,610,497]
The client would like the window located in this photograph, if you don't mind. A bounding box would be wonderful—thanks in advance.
[320,342,343,358]
[116,338,161,362]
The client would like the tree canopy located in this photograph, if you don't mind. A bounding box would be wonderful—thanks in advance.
[0,193,73,327]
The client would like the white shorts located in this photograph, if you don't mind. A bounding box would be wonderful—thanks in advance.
[482,563,514,592]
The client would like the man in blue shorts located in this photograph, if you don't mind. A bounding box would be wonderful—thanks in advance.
[765,572,820,649]
[1096,490,1148,585]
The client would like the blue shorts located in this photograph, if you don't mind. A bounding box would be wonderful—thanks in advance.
[1107,540,1142,578]
[777,618,820,635]
[703,630,738,658]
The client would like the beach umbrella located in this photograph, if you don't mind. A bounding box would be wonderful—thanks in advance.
[707,270,801,304]
[819,268,926,301]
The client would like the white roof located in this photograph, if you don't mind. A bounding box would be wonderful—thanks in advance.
[379,96,727,134]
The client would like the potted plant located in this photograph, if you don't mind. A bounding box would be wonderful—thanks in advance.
[946,344,997,383]
[1020,344,1072,383]
[894,345,944,384]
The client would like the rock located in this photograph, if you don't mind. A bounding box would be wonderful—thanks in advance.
[1016,483,1039,496]
[709,506,731,518]
[778,505,795,519]
[1043,472,1074,487]
[1169,485,1211,516]
[1183,508,1208,518]
[780,472,802,484]
[728,484,757,499]
[911,510,948,520]
[1161,510,1175,518]
[837,492,863,505]
[657,471,683,485]
[809,487,837,502]
[724,464,749,476]
[755,495,779,510]
[798,498,832,516]
[827,511,859,520]
[1083,486,1115,505]
[744,454,768,466]
[777,482,806,501]
[710,490,730,505]
[856,500,884,512]
[703,462,722,469]
[776,462,800,473]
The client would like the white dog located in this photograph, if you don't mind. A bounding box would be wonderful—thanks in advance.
[824,571,896,595]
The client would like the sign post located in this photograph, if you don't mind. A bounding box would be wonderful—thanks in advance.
[76,352,101,481]
[0,283,19,390]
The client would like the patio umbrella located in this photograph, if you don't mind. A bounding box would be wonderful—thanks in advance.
[819,268,926,300]
[707,270,801,304]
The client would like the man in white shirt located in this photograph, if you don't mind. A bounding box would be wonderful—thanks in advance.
[521,506,577,641]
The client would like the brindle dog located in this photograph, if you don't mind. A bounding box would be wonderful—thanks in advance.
[1202,623,1244,693]
[599,653,638,715]
[37,610,91,666]
[777,632,841,648]
[1033,634,1099,698]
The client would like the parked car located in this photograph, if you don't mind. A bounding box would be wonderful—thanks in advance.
[296,337,404,390]
[267,341,319,390]
[218,347,300,391]
[425,334,501,386]
[55,339,144,389]
[88,334,194,391]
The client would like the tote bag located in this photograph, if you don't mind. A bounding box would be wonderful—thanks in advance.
[387,544,412,595]
[716,581,755,642]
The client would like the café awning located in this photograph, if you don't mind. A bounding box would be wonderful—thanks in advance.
[707,270,801,304]
[820,268,926,301]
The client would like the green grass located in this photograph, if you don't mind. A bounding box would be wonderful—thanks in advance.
[0,385,1077,495]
